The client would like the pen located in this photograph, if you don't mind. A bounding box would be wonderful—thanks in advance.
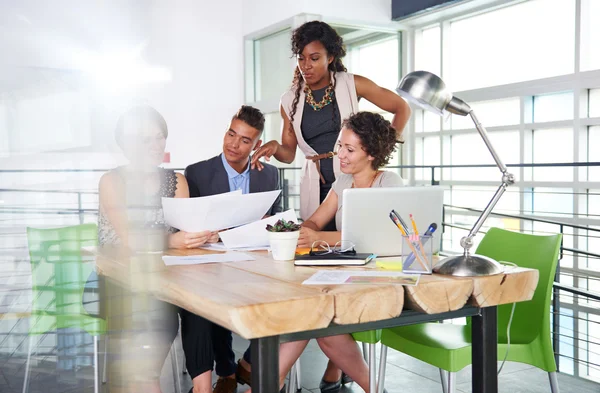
[388,212,407,235]
[391,209,410,234]
[410,214,429,261]
[409,214,419,235]
[390,212,428,270]
[404,223,438,269]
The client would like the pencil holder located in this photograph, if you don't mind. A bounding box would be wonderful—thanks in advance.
[401,234,433,274]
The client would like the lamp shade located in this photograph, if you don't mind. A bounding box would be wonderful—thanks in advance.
[396,71,471,116]
[395,71,451,116]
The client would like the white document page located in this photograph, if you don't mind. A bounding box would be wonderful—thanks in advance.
[162,189,280,232]
[162,252,255,266]
[219,209,298,249]
[200,243,271,252]
[302,270,420,286]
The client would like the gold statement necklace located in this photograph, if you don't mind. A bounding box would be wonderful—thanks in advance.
[304,83,334,111]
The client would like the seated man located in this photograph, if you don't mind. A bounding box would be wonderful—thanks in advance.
[182,105,281,393]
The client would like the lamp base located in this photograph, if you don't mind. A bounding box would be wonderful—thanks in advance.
[433,254,504,277]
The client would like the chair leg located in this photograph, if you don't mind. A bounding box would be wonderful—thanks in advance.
[368,343,376,393]
[548,372,560,393]
[295,359,302,392]
[93,336,99,393]
[170,343,181,393]
[376,345,387,393]
[447,372,456,393]
[22,335,34,393]
[287,362,297,393]
[362,342,369,363]
[102,335,108,384]
[439,369,448,393]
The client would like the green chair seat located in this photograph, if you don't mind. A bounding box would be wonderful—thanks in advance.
[380,228,562,391]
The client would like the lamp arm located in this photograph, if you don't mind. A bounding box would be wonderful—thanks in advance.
[458,109,515,255]
[470,110,510,175]
[459,182,509,254]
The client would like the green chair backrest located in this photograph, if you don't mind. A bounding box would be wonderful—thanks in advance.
[26,223,100,334]
[474,227,562,344]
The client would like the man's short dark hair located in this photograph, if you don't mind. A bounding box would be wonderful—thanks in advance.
[232,105,265,132]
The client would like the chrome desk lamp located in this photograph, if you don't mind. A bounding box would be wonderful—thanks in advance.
[396,71,514,277]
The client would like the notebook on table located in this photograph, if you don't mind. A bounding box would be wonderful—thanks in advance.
[293,253,376,266]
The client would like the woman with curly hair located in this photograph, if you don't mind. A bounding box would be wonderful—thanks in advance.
[246,112,397,393]
[250,20,410,229]
[297,111,402,248]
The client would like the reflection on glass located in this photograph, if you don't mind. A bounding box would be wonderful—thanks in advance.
[533,92,574,123]
[533,128,573,181]
[532,187,574,217]
[451,98,520,130]
[449,0,575,91]
[589,89,600,118]
[254,29,293,102]
[450,131,519,181]
[589,126,600,182]
[415,26,441,77]
[581,0,600,71]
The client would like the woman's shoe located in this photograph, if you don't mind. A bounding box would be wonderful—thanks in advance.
[341,372,353,385]
[319,376,342,393]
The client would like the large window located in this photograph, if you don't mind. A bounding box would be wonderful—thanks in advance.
[410,0,600,383]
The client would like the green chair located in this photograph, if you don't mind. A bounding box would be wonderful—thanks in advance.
[379,228,562,393]
[23,223,106,393]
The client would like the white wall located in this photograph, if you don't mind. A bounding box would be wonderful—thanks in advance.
[146,0,244,168]
[242,0,393,36]
[0,0,244,173]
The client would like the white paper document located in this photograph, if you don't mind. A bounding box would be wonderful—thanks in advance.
[302,270,420,286]
[162,189,281,232]
[219,209,298,249]
[200,243,271,252]
[162,252,255,266]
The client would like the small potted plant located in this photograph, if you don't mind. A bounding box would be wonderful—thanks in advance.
[266,219,301,261]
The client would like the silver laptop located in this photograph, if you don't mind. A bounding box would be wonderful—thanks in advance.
[341,187,445,257]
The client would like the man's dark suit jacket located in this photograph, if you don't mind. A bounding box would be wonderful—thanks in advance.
[184,154,283,215]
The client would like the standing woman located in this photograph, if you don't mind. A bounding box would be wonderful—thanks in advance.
[251,20,411,228]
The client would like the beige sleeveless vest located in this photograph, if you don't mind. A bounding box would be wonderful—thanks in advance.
[280,71,359,220]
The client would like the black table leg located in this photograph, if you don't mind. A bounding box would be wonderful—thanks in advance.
[472,306,498,393]
[251,336,279,393]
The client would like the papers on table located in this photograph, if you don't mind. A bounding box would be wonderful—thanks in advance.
[302,270,420,286]
[200,243,270,252]
[162,252,255,266]
[219,209,298,249]
[162,190,281,232]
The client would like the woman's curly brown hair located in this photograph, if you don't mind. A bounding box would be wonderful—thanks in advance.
[341,112,398,170]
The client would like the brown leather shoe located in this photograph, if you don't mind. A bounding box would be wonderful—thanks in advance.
[235,360,252,385]
[213,377,237,393]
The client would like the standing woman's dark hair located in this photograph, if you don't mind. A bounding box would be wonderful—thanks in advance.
[289,21,347,124]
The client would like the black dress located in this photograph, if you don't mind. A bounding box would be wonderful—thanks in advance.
[300,86,341,231]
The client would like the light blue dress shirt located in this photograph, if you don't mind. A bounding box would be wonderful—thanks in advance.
[221,153,250,194]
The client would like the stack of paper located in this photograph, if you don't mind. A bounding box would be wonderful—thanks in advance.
[219,209,298,249]
[303,270,420,286]
[162,252,255,266]
[162,190,281,232]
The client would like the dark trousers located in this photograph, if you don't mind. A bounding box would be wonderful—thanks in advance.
[180,309,252,379]
[211,324,252,376]
[179,308,214,379]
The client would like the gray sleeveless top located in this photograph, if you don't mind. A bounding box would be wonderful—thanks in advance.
[300,86,341,201]
[98,167,178,245]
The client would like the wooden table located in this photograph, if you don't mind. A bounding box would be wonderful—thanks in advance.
[92,247,539,393]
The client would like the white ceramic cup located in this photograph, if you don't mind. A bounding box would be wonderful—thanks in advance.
[267,230,300,261]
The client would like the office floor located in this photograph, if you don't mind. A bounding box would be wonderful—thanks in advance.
[1,328,599,393]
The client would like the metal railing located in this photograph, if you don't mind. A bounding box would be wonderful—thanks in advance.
[1,162,600,382]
